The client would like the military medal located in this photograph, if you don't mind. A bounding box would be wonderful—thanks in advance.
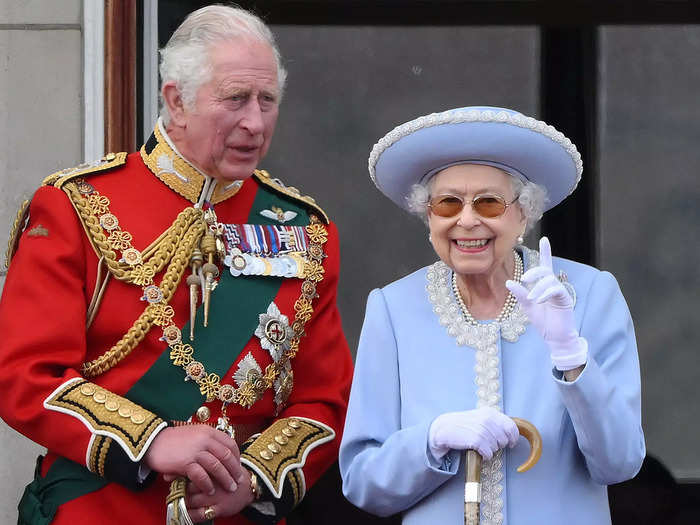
[259,205,298,223]
[221,223,310,279]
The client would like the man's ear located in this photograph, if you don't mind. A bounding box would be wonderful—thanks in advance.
[162,82,186,126]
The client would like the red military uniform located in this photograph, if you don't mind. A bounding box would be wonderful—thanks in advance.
[0,123,353,524]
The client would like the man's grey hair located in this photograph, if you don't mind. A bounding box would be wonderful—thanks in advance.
[159,4,287,124]
[406,171,548,234]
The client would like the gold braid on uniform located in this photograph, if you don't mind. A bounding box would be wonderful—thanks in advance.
[240,417,335,512]
[81,221,205,377]
[3,153,128,272]
[3,199,30,272]
[44,377,167,463]
[63,181,203,284]
[63,180,208,377]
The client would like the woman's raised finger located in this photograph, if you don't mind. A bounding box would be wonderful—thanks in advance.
[538,236,553,269]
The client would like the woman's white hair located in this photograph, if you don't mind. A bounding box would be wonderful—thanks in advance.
[159,4,287,124]
[406,170,548,234]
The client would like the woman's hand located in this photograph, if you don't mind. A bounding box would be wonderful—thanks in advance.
[428,407,519,461]
[185,470,255,523]
[506,236,588,371]
[144,425,246,496]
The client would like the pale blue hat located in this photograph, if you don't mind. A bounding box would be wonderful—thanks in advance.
[368,106,583,212]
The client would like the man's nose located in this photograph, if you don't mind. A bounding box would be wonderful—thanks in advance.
[240,99,265,134]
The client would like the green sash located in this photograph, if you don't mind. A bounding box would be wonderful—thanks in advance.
[18,457,107,525]
[19,183,309,523]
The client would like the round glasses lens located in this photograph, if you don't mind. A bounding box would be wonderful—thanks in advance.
[431,196,463,217]
[473,195,507,218]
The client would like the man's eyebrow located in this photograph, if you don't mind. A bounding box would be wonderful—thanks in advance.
[218,84,250,93]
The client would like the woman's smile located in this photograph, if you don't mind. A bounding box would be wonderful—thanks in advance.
[453,238,490,252]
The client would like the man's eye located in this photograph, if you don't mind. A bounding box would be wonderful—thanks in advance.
[228,92,250,103]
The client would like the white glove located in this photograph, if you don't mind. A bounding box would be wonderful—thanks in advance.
[506,237,588,371]
[428,407,519,461]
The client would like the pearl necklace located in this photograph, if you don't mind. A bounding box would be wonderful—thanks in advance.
[451,250,523,325]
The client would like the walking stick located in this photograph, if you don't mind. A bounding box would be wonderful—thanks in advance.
[464,417,542,525]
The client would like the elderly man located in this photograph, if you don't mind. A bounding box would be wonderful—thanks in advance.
[0,5,352,524]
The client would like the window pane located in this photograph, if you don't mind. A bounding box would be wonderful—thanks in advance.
[599,25,700,480]
[268,25,539,350]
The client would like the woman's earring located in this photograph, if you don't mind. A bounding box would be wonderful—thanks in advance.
[428,233,433,243]
[517,234,524,244]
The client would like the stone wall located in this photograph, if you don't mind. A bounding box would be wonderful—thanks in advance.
[0,1,83,521]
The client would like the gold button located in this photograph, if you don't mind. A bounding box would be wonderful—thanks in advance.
[80,384,96,396]
[287,419,301,429]
[196,406,211,422]
[282,427,295,437]
[105,400,119,412]
[93,391,107,403]
[131,413,145,425]
[268,443,281,454]
[118,406,132,418]
[260,450,273,460]
[274,435,288,445]
[105,153,116,161]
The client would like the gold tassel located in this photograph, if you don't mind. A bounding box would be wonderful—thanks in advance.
[166,477,193,525]
[200,233,219,327]
[186,248,203,340]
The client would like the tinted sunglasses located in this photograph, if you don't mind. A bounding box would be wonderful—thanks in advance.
[428,193,518,218]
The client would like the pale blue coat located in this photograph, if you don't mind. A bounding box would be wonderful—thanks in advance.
[339,254,645,524]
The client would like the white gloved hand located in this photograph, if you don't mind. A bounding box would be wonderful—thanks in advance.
[506,236,588,371]
[428,407,519,461]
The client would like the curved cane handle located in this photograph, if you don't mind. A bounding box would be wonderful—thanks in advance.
[511,417,542,473]
[464,417,542,525]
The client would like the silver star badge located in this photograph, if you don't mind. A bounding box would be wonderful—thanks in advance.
[255,302,294,362]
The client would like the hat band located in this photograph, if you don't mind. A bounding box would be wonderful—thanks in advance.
[421,160,529,186]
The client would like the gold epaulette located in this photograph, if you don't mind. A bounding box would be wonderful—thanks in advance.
[2,153,127,272]
[2,199,30,274]
[45,152,128,189]
[253,170,329,224]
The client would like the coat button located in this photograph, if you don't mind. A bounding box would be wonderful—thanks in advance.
[196,406,211,422]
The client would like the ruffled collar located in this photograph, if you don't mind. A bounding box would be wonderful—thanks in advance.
[426,245,539,348]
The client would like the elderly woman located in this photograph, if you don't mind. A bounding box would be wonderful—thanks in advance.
[339,107,645,525]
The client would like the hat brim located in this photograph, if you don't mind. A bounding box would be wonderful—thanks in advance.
[370,108,582,212]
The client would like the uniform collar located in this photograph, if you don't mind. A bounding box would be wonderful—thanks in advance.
[140,118,243,205]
